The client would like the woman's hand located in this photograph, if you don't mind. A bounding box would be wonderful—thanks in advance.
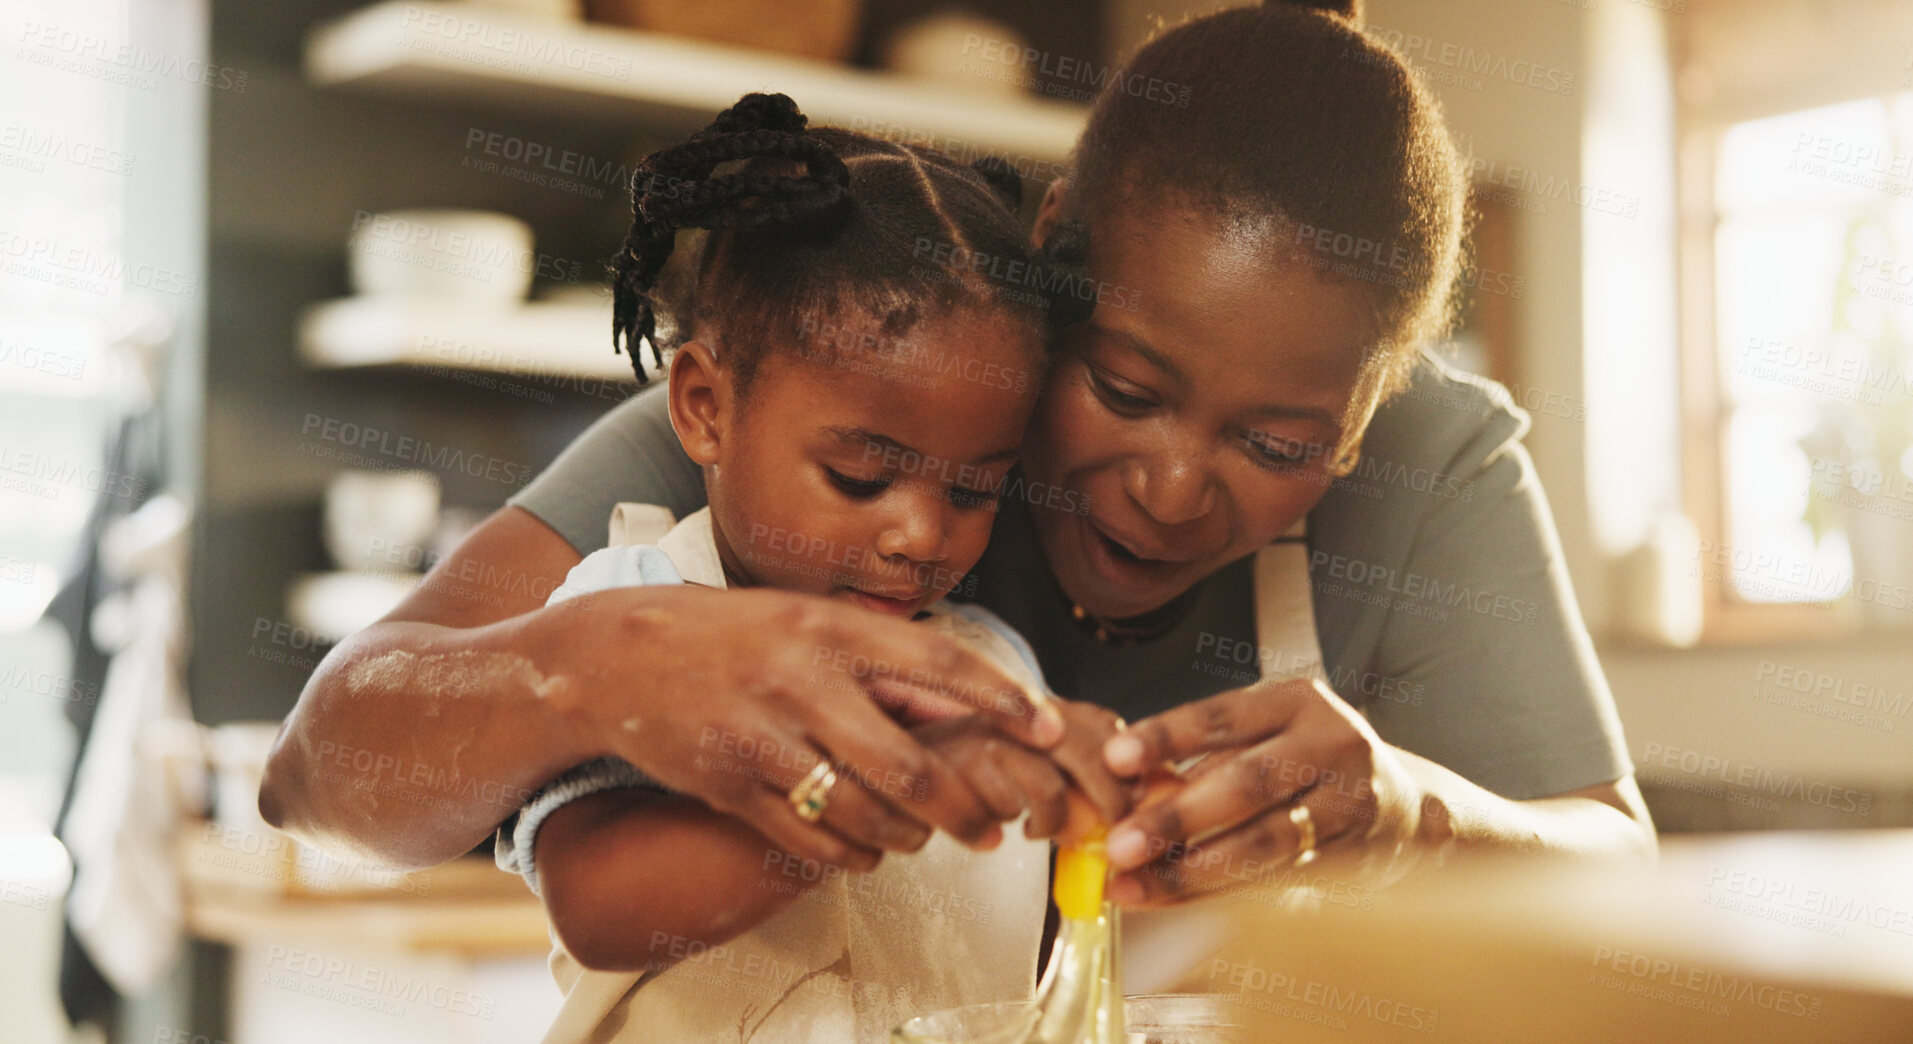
[908,697,1134,843]
[1096,678,1446,907]
[540,585,1068,873]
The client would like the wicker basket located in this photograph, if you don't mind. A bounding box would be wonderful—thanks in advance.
[584,0,865,62]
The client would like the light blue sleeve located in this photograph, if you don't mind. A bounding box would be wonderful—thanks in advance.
[493,757,664,895]
[548,544,683,604]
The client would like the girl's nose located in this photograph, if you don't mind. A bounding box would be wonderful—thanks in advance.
[875,496,950,563]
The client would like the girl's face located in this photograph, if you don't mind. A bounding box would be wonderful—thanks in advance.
[1021,201,1376,620]
[672,306,1042,619]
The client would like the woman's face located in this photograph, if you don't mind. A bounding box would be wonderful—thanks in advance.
[1021,201,1375,620]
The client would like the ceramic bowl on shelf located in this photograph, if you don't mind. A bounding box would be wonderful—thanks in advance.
[347,209,535,304]
[322,468,440,574]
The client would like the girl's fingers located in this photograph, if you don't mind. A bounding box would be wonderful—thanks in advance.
[1103,679,1315,776]
[1048,718,1133,826]
[997,752,1070,840]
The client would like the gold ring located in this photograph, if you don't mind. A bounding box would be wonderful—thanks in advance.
[1289,803,1318,867]
[788,760,839,823]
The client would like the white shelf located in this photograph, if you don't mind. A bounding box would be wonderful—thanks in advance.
[299,294,654,382]
[306,1,1088,164]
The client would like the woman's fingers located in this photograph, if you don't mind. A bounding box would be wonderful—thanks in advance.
[912,719,1031,824]
[798,701,1004,850]
[814,764,936,854]
[802,606,1065,748]
[1104,745,1277,870]
[1103,679,1314,777]
[733,783,884,875]
[1108,794,1321,907]
[1105,680,1381,878]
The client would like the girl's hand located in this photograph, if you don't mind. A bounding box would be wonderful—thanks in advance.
[1096,678,1446,907]
[541,585,1067,873]
[908,697,1134,842]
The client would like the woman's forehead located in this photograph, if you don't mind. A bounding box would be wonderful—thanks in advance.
[1081,205,1373,395]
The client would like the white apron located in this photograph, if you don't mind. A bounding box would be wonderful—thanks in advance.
[537,510,1325,1040]
[537,505,1051,1044]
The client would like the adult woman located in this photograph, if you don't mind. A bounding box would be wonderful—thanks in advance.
[260,0,1653,904]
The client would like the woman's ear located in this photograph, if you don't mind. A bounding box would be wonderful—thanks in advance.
[666,341,728,466]
[1032,178,1069,251]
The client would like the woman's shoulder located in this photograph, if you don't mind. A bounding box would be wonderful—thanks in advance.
[1308,348,1538,570]
[1359,349,1531,480]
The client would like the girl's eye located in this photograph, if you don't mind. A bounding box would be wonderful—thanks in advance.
[825,468,891,498]
[1086,366,1157,414]
[948,485,1001,511]
[1245,432,1316,470]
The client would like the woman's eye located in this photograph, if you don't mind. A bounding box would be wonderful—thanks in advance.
[1246,432,1315,470]
[825,468,891,498]
[1087,367,1157,413]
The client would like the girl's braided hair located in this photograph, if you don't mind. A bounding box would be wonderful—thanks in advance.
[609,93,1075,388]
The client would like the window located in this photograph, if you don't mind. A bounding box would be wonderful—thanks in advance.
[1687,93,1913,635]
[0,0,132,818]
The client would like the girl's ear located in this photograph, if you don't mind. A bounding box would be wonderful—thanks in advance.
[666,341,728,466]
[1032,178,1069,251]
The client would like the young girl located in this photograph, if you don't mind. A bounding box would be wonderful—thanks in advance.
[493,93,1120,1043]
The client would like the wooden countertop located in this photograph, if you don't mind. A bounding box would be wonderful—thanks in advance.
[1147,830,1913,1042]
[178,822,552,956]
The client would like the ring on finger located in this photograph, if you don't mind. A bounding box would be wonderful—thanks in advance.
[1289,802,1318,868]
[788,760,841,823]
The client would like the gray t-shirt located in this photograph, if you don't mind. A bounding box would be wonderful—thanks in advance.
[508,352,1632,801]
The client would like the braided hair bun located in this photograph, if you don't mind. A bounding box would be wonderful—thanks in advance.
[611,93,854,379]
[607,92,1057,387]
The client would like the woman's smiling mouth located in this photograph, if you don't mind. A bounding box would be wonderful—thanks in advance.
[1079,513,1192,590]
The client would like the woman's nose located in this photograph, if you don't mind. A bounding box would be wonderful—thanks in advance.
[1122,445,1218,526]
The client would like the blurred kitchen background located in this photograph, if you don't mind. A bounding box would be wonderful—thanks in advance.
[2,0,1910,1041]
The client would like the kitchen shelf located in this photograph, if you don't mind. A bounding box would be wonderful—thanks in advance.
[306,1,1088,164]
[299,294,653,382]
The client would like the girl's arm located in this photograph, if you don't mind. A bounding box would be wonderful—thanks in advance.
[535,789,812,972]
[536,706,1138,972]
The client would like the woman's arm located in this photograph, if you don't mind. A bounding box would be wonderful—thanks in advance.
[1095,679,1653,904]
[259,506,1063,871]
